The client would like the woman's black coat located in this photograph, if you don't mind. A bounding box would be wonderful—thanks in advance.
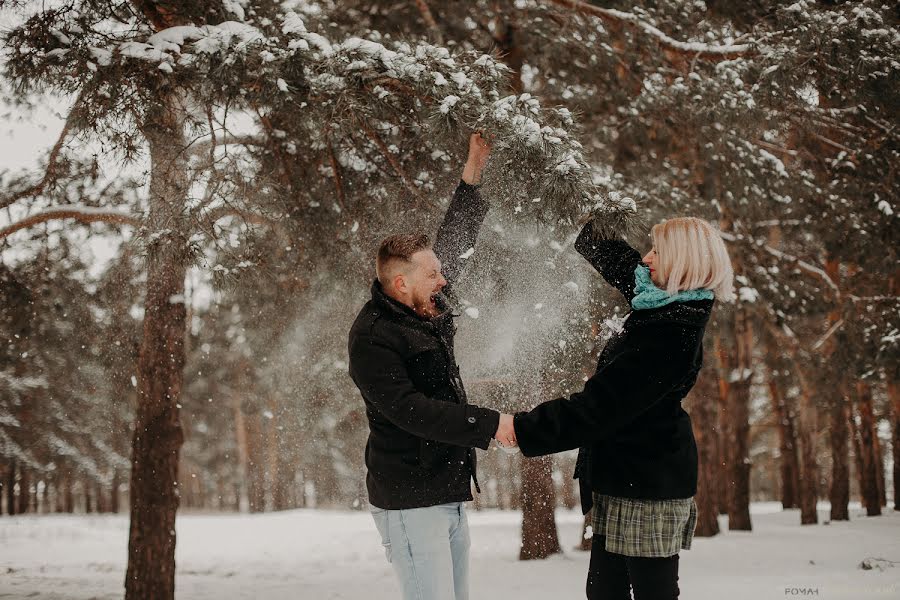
[513,221,713,512]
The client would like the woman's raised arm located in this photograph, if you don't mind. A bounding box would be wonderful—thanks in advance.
[574,219,643,303]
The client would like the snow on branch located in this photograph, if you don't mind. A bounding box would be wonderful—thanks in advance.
[357,119,427,206]
[0,206,140,239]
[812,318,844,351]
[200,206,292,247]
[719,230,841,298]
[7,8,615,224]
[0,428,45,471]
[118,21,265,67]
[544,0,753,59]
[279,12,606,222]
[46,432,106,481]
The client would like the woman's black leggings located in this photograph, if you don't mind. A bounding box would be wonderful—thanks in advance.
[586,535,680,600]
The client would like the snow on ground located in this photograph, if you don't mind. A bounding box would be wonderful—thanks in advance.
[0,502,898,599]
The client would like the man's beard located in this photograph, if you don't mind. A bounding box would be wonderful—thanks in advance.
[414,291,444,318]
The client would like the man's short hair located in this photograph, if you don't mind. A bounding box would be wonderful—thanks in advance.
[376,233,431,288]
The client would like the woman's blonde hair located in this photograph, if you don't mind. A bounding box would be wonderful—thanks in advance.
[650,217,735,301]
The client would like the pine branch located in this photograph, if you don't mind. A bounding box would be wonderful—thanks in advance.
[358,119,428,207]
[543,0,753,59]
[189,166,231,217]
[848,295,896,303]
[255,108,293,187]
[365,76,430,103]
[584,195,645,242]
[200,205,292,249]
[186,134,267,159]
[203,205,283,230]
[719,231,841,298]
[0,206,140,239]
[749,219,805,228]
[812,319,844,351]
[0,99,80,211]
[753,140,798,159]
[759,246,840,298]
[806,131,856,157]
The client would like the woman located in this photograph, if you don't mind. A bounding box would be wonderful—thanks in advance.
[512,215,734,600]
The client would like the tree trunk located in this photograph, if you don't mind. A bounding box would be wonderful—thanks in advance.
[111,469,120,514]
[246,412,267,513]
[233,482,242,512]
[272,450,292,511]
[715,376,729,518]
[265,397,283,511]
[54,474,65,513]
[231,394,250,512]
[889,273,900,511]
[98,481,108,513]
[889,377,900,511]
[713,309,753,531]
[17,468,29,514]
[64,472,75,513]
[854,381,881,516]
[498,452,518,510]
[41,479,50,514]
[796,374,819,525]
[6,460,15,515]
[85,482,93,514]
[828,385,851,521]
[688,366,721,537]
[849,400,864,504]
[491,15,525,93]
[768,371,801,509]
[560,464,578,511]
[519,456,562,560]
[125,92,190,600]
[579,510,593,552]
[821,256,849,521]
[874,427,886,509]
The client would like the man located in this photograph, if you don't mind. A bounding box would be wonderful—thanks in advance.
[348,133,513,600]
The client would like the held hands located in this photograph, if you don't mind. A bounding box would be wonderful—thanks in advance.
[461,132,492,185]
[494,413,519,454]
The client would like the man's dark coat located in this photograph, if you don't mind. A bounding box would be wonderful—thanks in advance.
[348,181,499,510]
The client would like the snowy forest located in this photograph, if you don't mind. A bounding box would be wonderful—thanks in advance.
[0,1,898,599]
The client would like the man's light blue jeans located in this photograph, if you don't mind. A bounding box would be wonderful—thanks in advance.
[370,502,470,600]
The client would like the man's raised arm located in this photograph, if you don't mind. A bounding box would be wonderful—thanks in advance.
[432,133,492,288]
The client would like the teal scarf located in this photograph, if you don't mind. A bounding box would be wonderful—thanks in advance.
[631,264,714,310]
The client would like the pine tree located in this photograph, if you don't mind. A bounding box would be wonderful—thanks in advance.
[2,1,606,593]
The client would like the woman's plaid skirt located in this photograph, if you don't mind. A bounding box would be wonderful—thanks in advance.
[590,492,697,558]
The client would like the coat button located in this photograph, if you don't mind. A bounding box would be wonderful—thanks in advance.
[467,416,476,424]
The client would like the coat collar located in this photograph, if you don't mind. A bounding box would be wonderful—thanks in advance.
[626,298,714,329]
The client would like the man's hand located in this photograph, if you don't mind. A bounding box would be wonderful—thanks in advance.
[461,132,492,185]
[494,413,517,448]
